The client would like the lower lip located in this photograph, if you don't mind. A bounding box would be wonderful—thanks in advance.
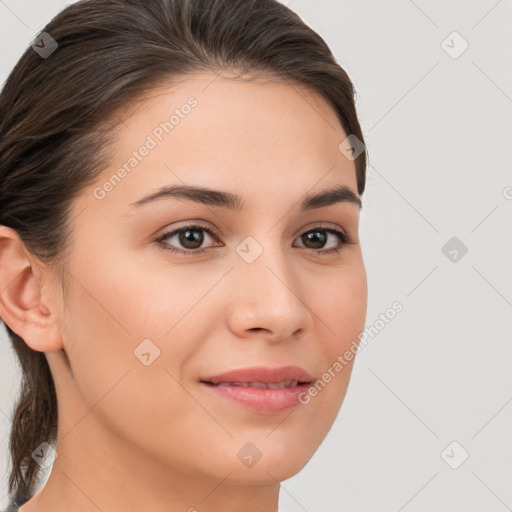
[200,382,311,414]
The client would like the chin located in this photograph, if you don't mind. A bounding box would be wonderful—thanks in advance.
[223,458,311,486]
[219,437,317,484]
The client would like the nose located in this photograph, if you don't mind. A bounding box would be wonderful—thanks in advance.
[226,245,312,342]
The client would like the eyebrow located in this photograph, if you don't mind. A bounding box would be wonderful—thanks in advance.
[129,183,362,210]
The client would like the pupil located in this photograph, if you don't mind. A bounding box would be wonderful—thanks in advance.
[304,230,326,249]
[180,229,203,249]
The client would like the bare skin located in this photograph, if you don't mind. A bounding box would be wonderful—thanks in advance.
[0,71,367,512]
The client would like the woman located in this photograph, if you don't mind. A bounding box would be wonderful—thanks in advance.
[0,0,368,510]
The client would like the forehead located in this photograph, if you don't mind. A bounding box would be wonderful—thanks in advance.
[120,72,344,144]
[78,71,358,215]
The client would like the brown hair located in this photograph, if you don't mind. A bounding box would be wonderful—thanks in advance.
[0,0,367,504]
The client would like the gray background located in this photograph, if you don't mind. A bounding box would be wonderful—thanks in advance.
[1,1,511,510]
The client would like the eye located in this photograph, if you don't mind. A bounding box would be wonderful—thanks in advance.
[155,224,351,255]
[155,224,220,254]
[293,227,350,254]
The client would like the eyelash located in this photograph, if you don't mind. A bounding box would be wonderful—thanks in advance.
[155,223,352,256]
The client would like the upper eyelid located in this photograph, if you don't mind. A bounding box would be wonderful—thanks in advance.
[157,222,220,240]
[157,221,347,239]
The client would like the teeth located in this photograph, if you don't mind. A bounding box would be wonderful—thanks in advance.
[213,380,299,389]
[248,381,268,388]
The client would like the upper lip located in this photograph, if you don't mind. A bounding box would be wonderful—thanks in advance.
[200,365,314,384]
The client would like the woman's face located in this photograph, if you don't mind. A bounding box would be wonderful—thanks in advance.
[50,71,367,485]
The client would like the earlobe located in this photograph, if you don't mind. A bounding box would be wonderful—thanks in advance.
[0,225,63,352]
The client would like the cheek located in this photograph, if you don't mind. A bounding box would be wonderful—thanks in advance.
[307,262,367,404]
[312,261,368,349]
[66,243,211,345]
[59,277,209,470]
[57,250,215,432]
[93,248,223,338]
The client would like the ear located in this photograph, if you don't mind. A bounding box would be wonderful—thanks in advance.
[0,225,63,352]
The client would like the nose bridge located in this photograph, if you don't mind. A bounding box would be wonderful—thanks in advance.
[236,233,294,297]
[230,232,309,338]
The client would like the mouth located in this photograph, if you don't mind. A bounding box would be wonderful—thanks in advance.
[201,380,311,389]
[199,366,315,414]
[200,364,314,385]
